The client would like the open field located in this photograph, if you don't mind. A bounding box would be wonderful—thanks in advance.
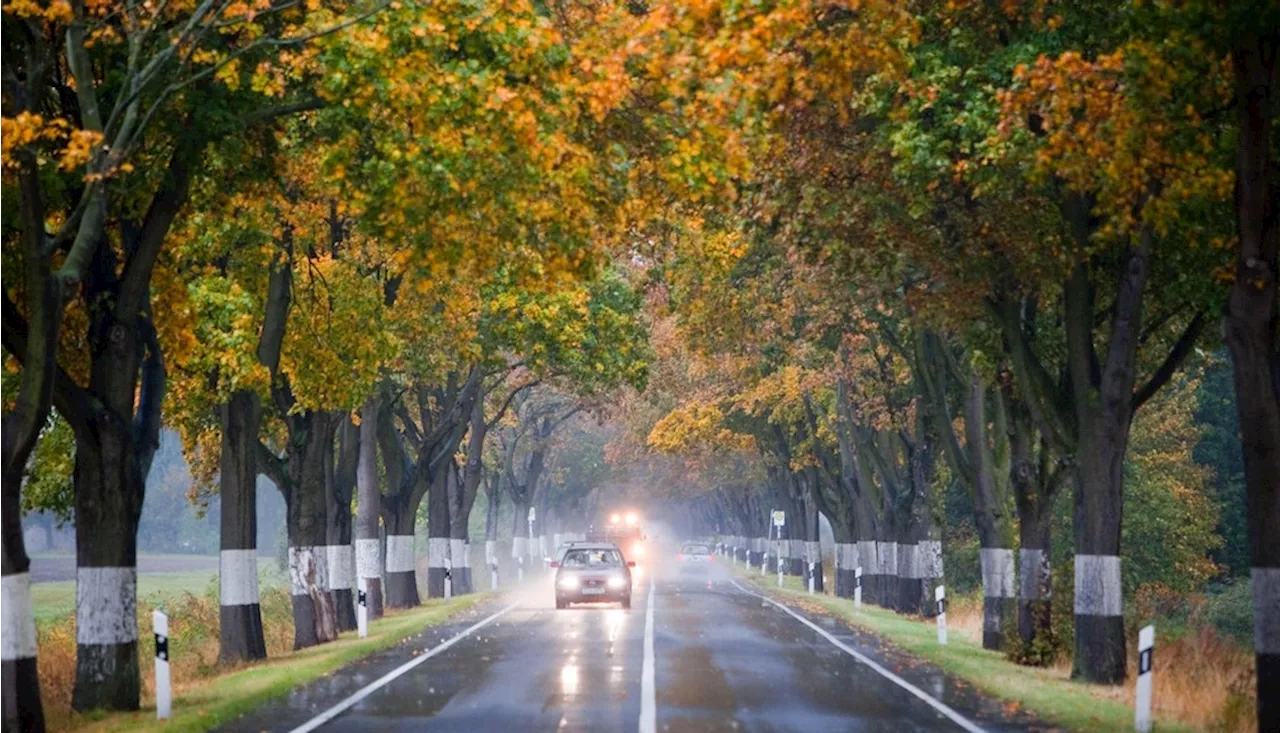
[31,555,284,626]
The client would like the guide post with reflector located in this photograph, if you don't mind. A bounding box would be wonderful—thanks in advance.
[153,609,171,719]
[444,554,453,601]
[808,560,815,594]
[854,566,862,608]
[357,577,368,638]
[1135,625,1155,732]
[935,586,947,645]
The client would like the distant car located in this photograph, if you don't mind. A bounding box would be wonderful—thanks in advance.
[677,542,713,575]
[551,543,635,609]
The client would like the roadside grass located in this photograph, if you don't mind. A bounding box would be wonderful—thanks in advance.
[38,585,489,733]
[736,568,1242,732]
[31,560,285,626]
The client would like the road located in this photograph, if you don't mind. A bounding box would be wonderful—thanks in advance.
[229,559,1042,733]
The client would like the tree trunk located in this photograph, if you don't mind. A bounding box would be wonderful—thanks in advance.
[426,469,450,599]
[510,496,531,575]
[967,378,1016,651]
[2,452,44,732]
[1229,35,1280,730]
[327,417,357,632]
[355,397,383,620]
[218,390,267,664]
[1065,248,1142,685]
[1016,496,1053,658]
[286,412,338,650]
[382,496,420,608]
[71,416,143,712]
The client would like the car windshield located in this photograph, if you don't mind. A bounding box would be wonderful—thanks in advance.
[562,549,623,568]
[681,544,710,555]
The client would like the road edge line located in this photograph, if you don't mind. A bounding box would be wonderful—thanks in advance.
[639,576,656,733]
[287,601,520,733]
[727,578,986,733]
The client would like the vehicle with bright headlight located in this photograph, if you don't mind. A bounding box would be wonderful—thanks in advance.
[550,543,635,609]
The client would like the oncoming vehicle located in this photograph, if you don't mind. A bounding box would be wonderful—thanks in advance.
[587,510,647,563]
[676,542,713,575]
[551,543,635,609]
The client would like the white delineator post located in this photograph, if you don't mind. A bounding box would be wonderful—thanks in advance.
[808,560,816,595]
[936,585,947,645]
[357,578,368,638]
[1135,624,1155,733]
[444,553,453,601]
[486,541,498,591]
[855,566,863,608]
[153,609,171,720]
[761,549,769,576]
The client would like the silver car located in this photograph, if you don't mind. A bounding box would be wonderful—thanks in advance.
[551,543,635,609]
[677,542,714,575]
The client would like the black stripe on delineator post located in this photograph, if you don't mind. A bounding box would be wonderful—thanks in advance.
[155,633,168,662]
[1139,648,1152,675]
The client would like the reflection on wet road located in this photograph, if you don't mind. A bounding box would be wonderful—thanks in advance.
[227,561,1036,733]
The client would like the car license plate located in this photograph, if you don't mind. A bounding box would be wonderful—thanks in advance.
[581,587,605,595]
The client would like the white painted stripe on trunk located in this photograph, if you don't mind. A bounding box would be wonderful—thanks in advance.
[512,536,529,558]
[485,540,497,566]
[76,567,138,645]
[1019,549,1049,601]
[220,549,260,607]
[898,543,920,579]
[1074,554,1123,616]
[879,542,899,575]
[1,573,38,660]
[1252,567,1280,654]
[326,545,355,591]
[426,537,450,569]
[728,578,985,733]
[385,535,416,573]
[639,576,656,733]
[286,602,519,733]
[453,540,469,568]
[355,538,381,579]
[980,548,1016,598]
[806,541,821,563]
[919,540,943,577]
[790,539,805,560]
[288,546,329,596]
[857,541,878,573]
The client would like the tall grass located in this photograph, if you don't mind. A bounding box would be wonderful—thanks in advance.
[37,587,296,731]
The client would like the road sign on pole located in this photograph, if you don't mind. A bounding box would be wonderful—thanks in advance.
[772,510,785,527]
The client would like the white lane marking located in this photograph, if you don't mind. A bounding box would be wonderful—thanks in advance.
[639,577,656,733]
[728,578,986,733]
[287,602,519,733]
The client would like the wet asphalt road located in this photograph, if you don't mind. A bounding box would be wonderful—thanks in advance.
[229,560,1042,733]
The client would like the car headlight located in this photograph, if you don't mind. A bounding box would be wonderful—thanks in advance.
[558,575,580,589]
[607,574,628,590]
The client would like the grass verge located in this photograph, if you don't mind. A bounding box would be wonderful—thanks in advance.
[48,592,489,733]
[733,568,1202,733]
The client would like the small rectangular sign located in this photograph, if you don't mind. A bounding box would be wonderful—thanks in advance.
[772,511,785,527]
